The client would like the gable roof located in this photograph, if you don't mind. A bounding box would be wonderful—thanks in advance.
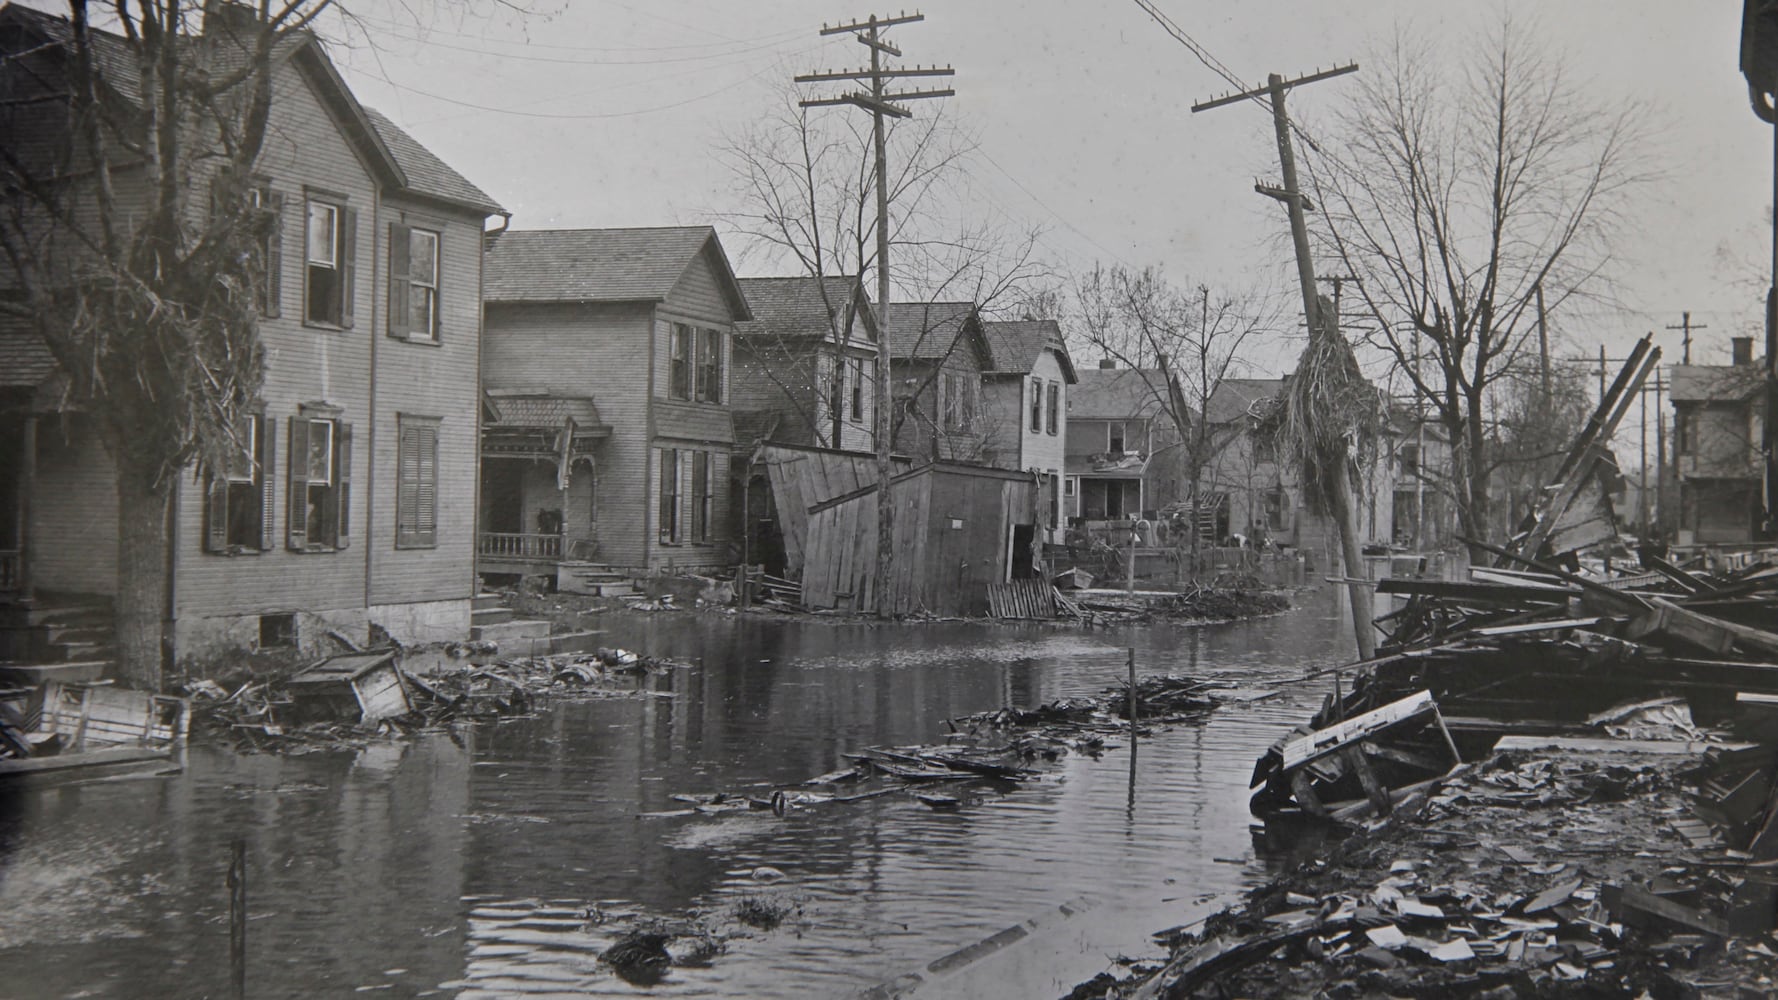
[735,275,871,341]
[0,7,498,217]
[1069,367,1170,420]
[1204,377,1284,424]
[484,389,609,434]
[981,319,1077,382]
[884,301,990,366]
[363,107,502,215]
[484,226,749,318]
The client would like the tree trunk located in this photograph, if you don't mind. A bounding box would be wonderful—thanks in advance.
[114,461,170,691]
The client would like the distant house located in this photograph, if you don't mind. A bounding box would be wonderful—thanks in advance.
[730,275,877,451]
[979,320,1077,541]
[886,302,994,463]
[0,5,503,662]
[1671,337,1769,545]
[480,226,751,576]
[1064,363,1182,521]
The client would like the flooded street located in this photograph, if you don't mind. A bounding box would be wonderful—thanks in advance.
[0,594,1354,999]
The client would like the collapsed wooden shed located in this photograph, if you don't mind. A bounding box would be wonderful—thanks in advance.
[802,463,1043,617]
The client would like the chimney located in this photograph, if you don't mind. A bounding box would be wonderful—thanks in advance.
[1734,336,1755,366]
[203,0,261,37]
[1099,358,1116,370]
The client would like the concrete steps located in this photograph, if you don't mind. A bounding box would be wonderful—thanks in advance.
[557,561,638,597]
[0,595,114,685]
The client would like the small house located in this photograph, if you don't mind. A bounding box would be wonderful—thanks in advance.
[979,319,1076,542]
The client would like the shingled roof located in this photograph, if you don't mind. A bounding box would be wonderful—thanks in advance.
[735,276,870,341]
[1204,377,1284,424]
[1671,364,1765,403]
[1069,367,1169,420]
[484,227,748,317]
[485,389,609,434]
[364,108,502,215]
[884,301,988,364]
[981,319,1077,381]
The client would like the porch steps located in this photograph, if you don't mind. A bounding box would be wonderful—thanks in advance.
[471,593,505,612]
[557,561,638,598]
[0,595,114,682]
[471,606,515,628]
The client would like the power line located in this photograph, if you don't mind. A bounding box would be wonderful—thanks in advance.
[337,9,808,55]
[360,58,788,121]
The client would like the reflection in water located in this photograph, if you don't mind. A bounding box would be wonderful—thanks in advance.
[0,592,1353,999]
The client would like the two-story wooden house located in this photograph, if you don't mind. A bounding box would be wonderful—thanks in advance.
[731,275,876,451]
[1671,337,1770,545]
[480,227,751,577]
[1064,363,1176,521]
[979,320,1076,542]
[886,301,993,464]
[0,5,503,664]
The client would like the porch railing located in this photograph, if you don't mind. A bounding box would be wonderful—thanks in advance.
[476,532,564,562]
[0,549,19,592]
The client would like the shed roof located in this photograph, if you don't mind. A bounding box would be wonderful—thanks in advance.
[484,390,609,434]
[735,275,870,341]
[981,319,1077,382]
[484,226,748,317]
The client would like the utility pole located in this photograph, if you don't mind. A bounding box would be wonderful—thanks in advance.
[1535,282,1551,400]
[1195,63,1377,659]
[796,14,953,618]
[1655,368,1666,539]
[1666,311,1708,365]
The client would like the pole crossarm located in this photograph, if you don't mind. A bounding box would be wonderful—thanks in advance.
[821,12,925,35]
[794,66,955,84]
[1191,62,1357,113]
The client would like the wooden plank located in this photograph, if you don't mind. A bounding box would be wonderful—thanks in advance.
[1288,769,1328,818]
[1494,735,1748,754]
[1472,617,1603,637]
[1374,578,1578,603]
[1342,745,1392,814]
[1603,884,1732,937]
[1279,690,1436,771]
[1646,597,1778,657]
[1626,602,1737,655]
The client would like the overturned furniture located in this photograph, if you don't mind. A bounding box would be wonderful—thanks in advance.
[0,680,189,787]
[286,650,412,724]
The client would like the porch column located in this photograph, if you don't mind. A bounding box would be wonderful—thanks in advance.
[18,414,35,600]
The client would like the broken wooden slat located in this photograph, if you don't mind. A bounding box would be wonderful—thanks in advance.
[1374,578,1578,604]
[1278,691,1437,772]
[1342,745,1393,815]
[1603,884,1732,937]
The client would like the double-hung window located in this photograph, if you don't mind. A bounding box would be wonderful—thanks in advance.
[1108,421,1126,454]
[670,325,693,400]
[696,328,722,403]
[849,357,865,422]
[205,412,275,554]
[690,451,712,543]
[1030,377,1043,432]
[1046,382,1059,435]
[395,416,439,548]
[658,448,681,543]
[388,223,440,341]
[943,372,975,432]
[304,197,356,328]
[288,412,352,551]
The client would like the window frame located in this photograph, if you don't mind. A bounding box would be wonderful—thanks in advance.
[302,194,355,329]
[247,183,283,319]
[849,357,865,423]
[287,411,352,553]
[696,327,723,403]
[690,451,713,543]
[1029,377,1043,433]
[1108,421,1126,454]
[205,409,275,555]
[658,447,682,544]
[388,222,441,343]
[1045,381,1059,436]
[669,325,692,400]
[395,414,440,549]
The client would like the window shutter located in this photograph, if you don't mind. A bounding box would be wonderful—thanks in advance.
[265,192,284,319]
[395,424,417,546]
[339,207,357,329]
[206,474,229,553]
[258,417,277,551]
[287,417,310,550]
[388,223,411,338]
[334,421,353,549]
[418,426,437,546]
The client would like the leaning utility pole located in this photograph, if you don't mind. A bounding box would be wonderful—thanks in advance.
[797,13,953,617]
[1665,311,1708,366]
[1196,64,1376,659]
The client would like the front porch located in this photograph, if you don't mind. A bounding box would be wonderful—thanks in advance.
[478,390,609,583]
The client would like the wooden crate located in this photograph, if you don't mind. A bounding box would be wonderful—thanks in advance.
[32,682,188,750]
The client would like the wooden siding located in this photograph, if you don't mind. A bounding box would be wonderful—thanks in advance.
[368,194,483,610]
[758,445,908,577]
[172,53,378,629]
[654,399,735,444]
[484,300,654,567]
[666,244,742,326]
[803,465,1037,617]
[730,341,877,452]
[30,416,118,596]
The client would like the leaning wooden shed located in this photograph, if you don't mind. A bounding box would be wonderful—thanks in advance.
[802,463,1043,617]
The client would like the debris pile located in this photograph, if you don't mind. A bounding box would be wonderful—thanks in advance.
[1104,749,1778,999]
[189,647,683,753]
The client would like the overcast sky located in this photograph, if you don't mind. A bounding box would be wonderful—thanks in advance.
[25,0,1772,379]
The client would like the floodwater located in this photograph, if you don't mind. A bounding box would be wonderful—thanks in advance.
[0,591,1355,1000]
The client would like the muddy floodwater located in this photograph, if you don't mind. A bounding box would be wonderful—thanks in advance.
[0,592,1354,999]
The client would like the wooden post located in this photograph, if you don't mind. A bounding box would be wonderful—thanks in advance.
[1127,646,1138,731]
[229,838,247,999]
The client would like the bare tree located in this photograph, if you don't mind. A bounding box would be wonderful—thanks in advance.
[1073,264,1278,568]
[0,1,523,688]
[1304,15,1652,559]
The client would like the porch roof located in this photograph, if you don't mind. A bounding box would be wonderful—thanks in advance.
[1065,454,1148,479]
[484,390,610,436]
